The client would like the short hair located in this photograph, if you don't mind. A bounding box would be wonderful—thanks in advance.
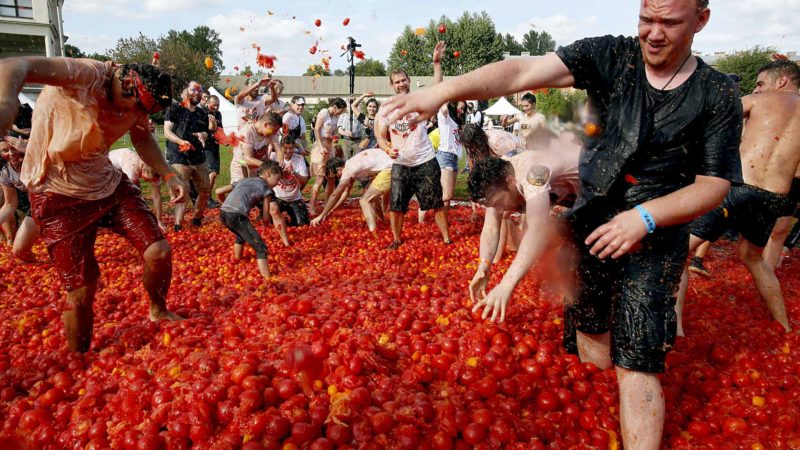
[273,79,285,93]
[208,95,219,103]
[120,63,173,108]
[141,165,157,180]
[263,111,283,127]
[280,135,295,146]
[468,157,513,202]
[696,0,709,10]
[326,157,345,177]
[329,97,347,110]
[758,60,800,88]
[389,69,409,82]
[521,93,536,105]
[461,124,493,162]
[258,160,282,176]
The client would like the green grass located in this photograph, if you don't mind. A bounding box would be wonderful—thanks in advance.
[111,131,472,210]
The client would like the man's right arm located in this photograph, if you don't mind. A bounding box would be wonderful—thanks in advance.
[478,206,504,268]
[312,178,352,224]
[382,54,575,124]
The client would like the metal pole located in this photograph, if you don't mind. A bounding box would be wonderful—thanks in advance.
[56,0,65,57]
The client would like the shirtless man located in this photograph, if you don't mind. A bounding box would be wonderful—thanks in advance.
[310,148,394,233]
[468,140,580,322]
[763,164,800,268]
[680,60,800,333]
[0,58,187,352]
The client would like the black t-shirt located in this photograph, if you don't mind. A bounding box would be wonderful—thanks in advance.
[205,109,223,151]
[11,103,33,138]
[165,103,209,166]
[555,35,742,213]
[358,113,375,140]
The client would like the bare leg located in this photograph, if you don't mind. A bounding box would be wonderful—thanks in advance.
[309,177,324,215]
[216,184,233,203]
[676,235,705,337]
[389,211,403,247]
[440,169,455,216]
[575,331,612,370]
[1,216,14,245]
[12,217,39,262]
[269,203,291,246]
[173,203,186,228]
[360,187,383,232]
[142,240,182,322]
[433,209,451,243]
[63,283,97,353]
[209,172,218,193]
[764,216,793,269]
[418,208,426,224]
[194,192,209,222]
[233,243,244,260]
[256,258,270,279]
[616,367,665,450]
[738,238,791,331]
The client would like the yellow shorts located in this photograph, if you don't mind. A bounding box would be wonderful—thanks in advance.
[369,169,392,193]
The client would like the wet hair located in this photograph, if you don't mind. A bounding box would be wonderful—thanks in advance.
[281,135,295,146]
[447,101,466,127]
[461,124,493,162]
[329,97,347,110]
[326,157,345,177]
[521,93,536,105]
[696,0,709,10]
[389,69,409,82]
[120,63,173,108]
[263,111,283,127]
[468,157,513,202]
[257,160,282,176]
[758,60,800,88]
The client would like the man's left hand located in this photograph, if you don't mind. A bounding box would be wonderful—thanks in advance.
[471,283,514,323]
[585,208,648,259]
[166,175,188,205]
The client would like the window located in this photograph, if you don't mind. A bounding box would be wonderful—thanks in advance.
[0,0,34,19]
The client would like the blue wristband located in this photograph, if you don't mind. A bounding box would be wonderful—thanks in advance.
[634,205,656,234]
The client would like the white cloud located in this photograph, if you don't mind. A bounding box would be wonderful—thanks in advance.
[65,0,223,18]
[512,15,605,47]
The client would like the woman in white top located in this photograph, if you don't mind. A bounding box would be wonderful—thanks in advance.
[309,98,346,215]
[435,101,467,211]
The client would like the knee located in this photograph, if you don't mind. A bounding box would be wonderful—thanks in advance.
[442,193,453,203]
[737,241,762,264]
[144,240,171,264]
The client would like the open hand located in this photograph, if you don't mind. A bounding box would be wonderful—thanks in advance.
[585,208,647,259]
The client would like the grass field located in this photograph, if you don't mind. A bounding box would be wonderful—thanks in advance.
[111,131,473,210]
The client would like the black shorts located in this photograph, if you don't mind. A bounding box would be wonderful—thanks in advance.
[390,158,444,213]
[562,214,688,373]
[220,210,268,259]
[276,199,309,227]
[16,188,31,217]
[205,148,221,174]
[691,184,796,248]
[789,177,800,204]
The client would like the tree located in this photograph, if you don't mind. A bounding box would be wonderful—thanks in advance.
[64,44,85,58]
[304,64,331,76]
[714,47,775,96]
[387,12,504,76]
[501,33,523,56]
[163,26,223,69]
[333,69,346,76]
[354,58,387,76]
[522,30,555,56]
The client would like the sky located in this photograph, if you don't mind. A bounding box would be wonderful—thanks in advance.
[63,0,800,76]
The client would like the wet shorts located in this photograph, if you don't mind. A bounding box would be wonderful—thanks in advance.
[436,151,459,171]
[562,204,688,373]
[691,184,796,248]
[204,148,221,174]
[29,179,165,291]
[220,210,268,259]
[789,177,800,204]
[276,199,310,227]
[172,163,210,194]
[369,170,392,193]
[14,188,31,217]
[390,158,444,214]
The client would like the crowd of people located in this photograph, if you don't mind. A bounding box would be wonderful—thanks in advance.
[1,0,799,448]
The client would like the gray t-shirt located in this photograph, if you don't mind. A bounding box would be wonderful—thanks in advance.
[0,164,27,192]
[221,177,274,216]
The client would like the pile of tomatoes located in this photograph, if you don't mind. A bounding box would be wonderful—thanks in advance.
[1,205,799,449]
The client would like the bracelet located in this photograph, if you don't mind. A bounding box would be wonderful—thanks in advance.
[634,205,656,234]
[163,172,176,182]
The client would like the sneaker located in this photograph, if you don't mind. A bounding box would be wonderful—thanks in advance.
[688,256,711,277]
[173,224,182,233]
[191,218,203,227]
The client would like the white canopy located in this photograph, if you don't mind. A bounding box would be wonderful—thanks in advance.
[18,92,35,108]
[208,87,238,133]
[483,97,521,116]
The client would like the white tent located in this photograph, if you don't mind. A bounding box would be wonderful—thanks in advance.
[18,92,35,108]
[483,97,521,116]
[208,87,238,133]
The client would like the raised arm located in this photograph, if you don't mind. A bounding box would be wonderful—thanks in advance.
[433,41,445,84]
[234,76,268,105]
[382,54,574,125]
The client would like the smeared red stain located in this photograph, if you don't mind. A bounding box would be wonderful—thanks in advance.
[624,174,639,185]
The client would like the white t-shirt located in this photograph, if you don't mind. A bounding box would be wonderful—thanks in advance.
[436,111,462,158]
[340,148,393,180]
[272,153,309,202]
[503,137,580,205]
[380,112,436,167]
[282,111,306,138]
[485,129,523,157]
[515,112,548,143]
[236,97,267,128]
[316,109,339,139]
[109,148,160,186]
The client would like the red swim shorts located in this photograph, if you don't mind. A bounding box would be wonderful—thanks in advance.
[29,179,165,291]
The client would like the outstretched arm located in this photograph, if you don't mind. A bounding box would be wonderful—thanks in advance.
[131,120,187,205]
[468,206,504,304]
[311,178,353,225]
[382,54,574,125]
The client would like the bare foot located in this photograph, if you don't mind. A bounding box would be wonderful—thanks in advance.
[150,309,184,322]
[387,240,402,250]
